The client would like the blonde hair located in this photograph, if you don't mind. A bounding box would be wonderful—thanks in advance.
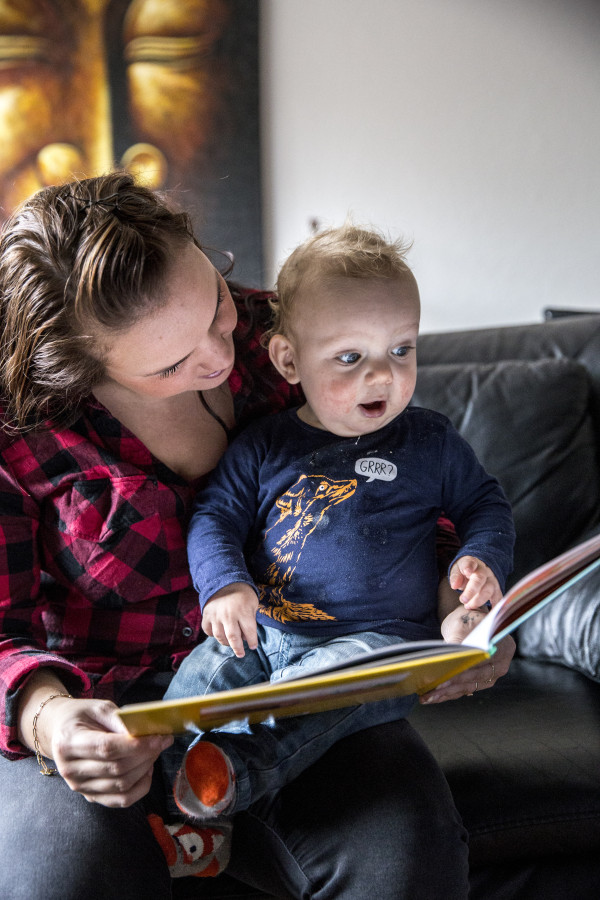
[0,171,197,431]
[267,222,416,341]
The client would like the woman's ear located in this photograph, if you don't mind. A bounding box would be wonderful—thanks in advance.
[268,334,301,384]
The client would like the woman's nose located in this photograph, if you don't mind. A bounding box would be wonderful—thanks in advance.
[200,334,233,374]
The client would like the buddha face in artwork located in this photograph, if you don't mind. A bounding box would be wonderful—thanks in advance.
[0,0,233,222]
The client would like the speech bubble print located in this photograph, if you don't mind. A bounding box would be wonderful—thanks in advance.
[355,457,398,483]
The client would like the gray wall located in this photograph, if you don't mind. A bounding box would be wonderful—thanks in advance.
[260,0,600,332]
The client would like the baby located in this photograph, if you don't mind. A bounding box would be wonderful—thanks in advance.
[162,223,515,821]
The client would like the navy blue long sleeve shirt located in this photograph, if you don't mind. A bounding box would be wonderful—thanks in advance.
[188,407,515,642]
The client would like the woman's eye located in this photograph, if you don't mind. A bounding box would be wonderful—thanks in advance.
[337,351,361,365]
[392,346,411,358]
[158,362,182,379]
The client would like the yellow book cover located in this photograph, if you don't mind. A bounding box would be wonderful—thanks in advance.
[117,532,600,736]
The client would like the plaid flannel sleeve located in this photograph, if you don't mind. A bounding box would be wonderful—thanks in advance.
[0,461,91,759]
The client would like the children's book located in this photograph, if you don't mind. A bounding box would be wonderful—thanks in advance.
[117,532,600,736]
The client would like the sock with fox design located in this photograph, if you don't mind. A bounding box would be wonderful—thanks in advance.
[147,813,232,878]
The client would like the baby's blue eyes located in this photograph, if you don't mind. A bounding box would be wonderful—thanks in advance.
[336,346,411,365]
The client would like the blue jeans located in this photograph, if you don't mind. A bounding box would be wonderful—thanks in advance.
[162,625,417,816]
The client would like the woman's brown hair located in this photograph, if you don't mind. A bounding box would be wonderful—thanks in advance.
[0,171,196,431]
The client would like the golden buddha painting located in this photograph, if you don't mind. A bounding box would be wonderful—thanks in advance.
[0,0,262,283]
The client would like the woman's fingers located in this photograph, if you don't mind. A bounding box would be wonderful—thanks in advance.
[419,635,516,705]
[57,732,172,806]
[65,758,157,807]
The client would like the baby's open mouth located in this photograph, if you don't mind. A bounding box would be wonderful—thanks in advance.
[360,400,386,417]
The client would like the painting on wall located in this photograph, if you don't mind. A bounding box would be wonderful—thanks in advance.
[0,0,263,286]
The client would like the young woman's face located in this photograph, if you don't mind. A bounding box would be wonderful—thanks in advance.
[99,241,237,399]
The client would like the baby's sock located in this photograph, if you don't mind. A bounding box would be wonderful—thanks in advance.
[147,813,231,878]
[174,740,236,819]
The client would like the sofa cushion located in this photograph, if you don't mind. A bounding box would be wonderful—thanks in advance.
[412,358,600,585]
[416,314,600,429]
[518,545,600,680]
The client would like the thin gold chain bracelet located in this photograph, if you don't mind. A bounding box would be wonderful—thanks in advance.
[32,692,73,776]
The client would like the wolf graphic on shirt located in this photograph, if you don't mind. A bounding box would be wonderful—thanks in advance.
[257,473,357,624]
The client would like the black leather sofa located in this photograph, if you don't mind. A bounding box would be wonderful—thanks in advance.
[410,313,600,899]
[182,313,600,899]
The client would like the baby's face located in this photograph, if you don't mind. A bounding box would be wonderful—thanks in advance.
[288,275,420,437]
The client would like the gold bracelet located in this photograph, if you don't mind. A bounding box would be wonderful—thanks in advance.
[32,692,73,776]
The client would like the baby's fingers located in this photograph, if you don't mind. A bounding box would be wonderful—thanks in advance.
[240,616,258,652]
[460,571,489,607]
[449,568,467,592]
[218,620,246,658]
[449,556,478,592]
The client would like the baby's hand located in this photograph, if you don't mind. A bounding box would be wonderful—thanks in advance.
[449,555,502,610]
[201,582,259,658]
[440,605,488,643]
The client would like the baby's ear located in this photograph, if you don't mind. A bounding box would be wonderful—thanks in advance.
[269,334,301,384]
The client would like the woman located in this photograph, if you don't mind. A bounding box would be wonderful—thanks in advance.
[0,172,513,899]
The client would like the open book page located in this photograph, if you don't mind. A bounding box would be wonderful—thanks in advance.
[463,531,600,650]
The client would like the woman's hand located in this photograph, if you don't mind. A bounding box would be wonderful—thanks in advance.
[418,634,516,705]
[19,672,173,808]
[47,696,173,807]
[439,604,488,643]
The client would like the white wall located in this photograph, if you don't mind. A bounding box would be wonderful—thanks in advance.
[260,0,600,333]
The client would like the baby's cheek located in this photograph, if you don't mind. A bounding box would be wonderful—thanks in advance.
[399,375,417,405]
[326,396,355,419]
[325,381,356,412]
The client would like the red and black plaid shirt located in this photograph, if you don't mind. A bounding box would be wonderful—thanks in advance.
[0,288,301,759]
